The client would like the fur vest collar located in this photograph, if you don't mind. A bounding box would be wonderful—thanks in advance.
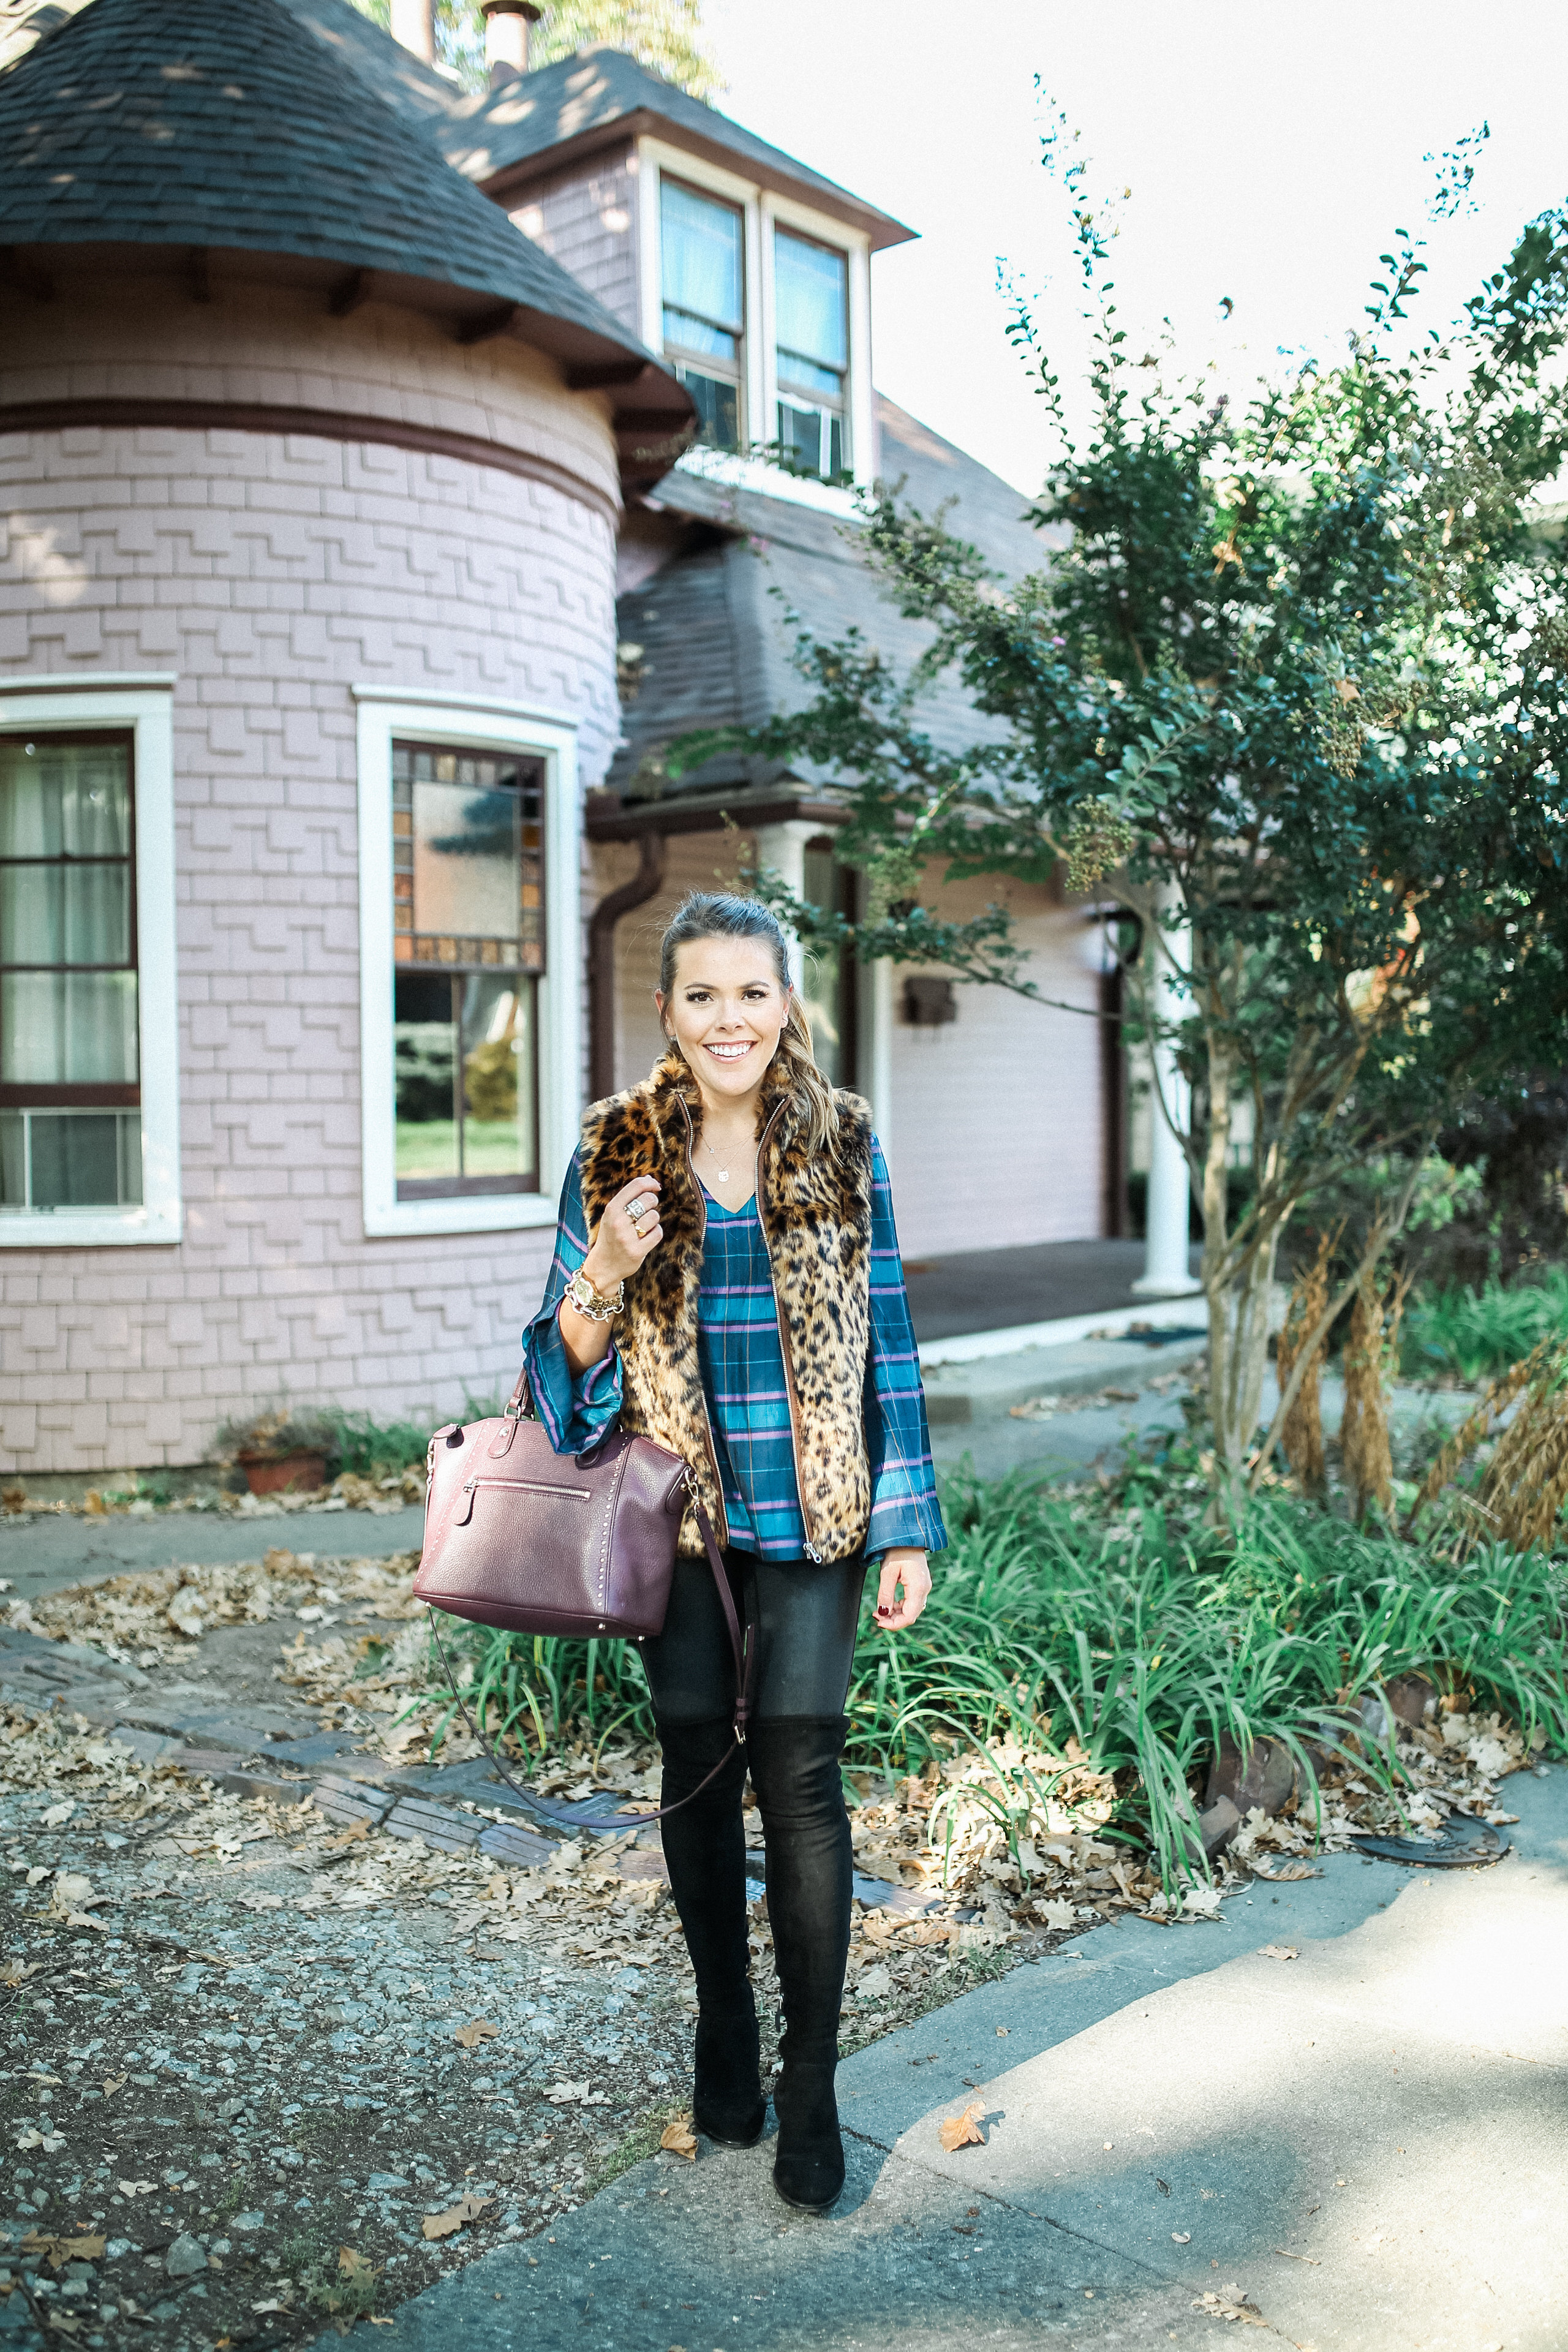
[578,1052,874,1561]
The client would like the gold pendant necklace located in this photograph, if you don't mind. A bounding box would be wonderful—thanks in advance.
[704,1131,746,1185]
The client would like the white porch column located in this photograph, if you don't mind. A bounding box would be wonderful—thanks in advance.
[751,820,820,988]
[1134,916,1202,1299]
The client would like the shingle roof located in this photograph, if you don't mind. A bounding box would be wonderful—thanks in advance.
[0,0,686,424]
[443,45,915,253]
[604,400,1056,804]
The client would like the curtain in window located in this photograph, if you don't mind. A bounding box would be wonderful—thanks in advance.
[0,737,137,1087]
[775,231,847,374]
[662,180,743,344]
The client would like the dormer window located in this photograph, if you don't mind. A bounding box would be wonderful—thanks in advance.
[660,178,744,451]
[775,228,848,478]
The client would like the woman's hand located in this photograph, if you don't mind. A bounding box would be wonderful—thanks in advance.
[582,1175,664,1290]
[873,1548,930,1632]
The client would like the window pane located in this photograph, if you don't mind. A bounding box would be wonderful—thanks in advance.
[461,974,538,1183]
[680,369,741,451]
[1,970,139,1085]
[663,306,737,364]
[775,231,846,373]
[413,781,522,947]
[662,180,743,339]
[778,401,823,475]
[394,972,458,1183]
[1,861,131,967]
[777,347,843,401]
[0,1110,143,1210]
[0,737,130,859]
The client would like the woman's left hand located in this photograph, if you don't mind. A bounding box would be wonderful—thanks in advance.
[873,1548,930,1632]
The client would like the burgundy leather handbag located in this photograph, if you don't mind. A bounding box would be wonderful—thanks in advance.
[413,1365,747,1830]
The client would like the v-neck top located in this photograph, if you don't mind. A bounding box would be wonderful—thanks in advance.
[524,1137,945,1564]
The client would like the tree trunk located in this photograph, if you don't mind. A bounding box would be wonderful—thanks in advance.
[1205,1227,1284,1491]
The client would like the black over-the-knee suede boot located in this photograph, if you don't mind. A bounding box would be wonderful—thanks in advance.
[656,1714,765,2147]
[746,1714,852,2213]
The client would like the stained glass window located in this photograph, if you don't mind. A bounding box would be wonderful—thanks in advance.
[391,741,545,1200]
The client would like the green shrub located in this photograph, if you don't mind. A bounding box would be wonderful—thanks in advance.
[1401,1267,1568,1385]
[424,1461,1568,1892]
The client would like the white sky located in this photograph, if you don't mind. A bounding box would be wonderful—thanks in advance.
[703,0,1568,495]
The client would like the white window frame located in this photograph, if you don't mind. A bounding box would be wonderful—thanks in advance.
[638,134,872,515]
[0,674,181,1250]
[353,687,581,1242]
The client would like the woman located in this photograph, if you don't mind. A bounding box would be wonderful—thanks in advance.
[523,891,944,2214]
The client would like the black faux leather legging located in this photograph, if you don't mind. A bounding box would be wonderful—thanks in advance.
[640,1548,865,2060]
[640,1545,866,1725]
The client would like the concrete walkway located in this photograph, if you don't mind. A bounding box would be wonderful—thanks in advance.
[308,1766,1568,2351]
[0,1499,427,1604]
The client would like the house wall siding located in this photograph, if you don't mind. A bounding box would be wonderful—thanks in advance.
[507,147,643,341]
[0,284,621,1475]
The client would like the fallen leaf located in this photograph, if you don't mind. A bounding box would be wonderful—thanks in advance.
[1193,2284,1267,2326]
[1172,2231,1191,2244]
[102,2075,127,2097]
[1254,1861,1318,1882]
[855,1964,892,2000]
[323,1820,371,1849]
[659,2116,698,2161]
[50,1873,97,1917]
[1182,1887,1223,1918]
[938,2101,987,2152]
[45,2313,83,2337]
[544,2079,606,2106]
[251,2299,293,2316]
[21,2233,106,2269]
[116,2180,157,2198]
[1258,1945,1299,1962]
[1,1960,44,1986]
[41,1803,75,1828]
[369,2319,396,2328]
[421,2195,493,2241]
[15,2128,66,2154]
[1037,1899,1077,1931]
[238,1893,284,1912]
[453,2019,499,2051]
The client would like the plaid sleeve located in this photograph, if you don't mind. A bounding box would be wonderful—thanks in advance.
[522,1148,624,1454]
[864,1137,947,1559]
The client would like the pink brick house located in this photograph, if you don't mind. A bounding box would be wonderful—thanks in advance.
[0,0,1117,1477]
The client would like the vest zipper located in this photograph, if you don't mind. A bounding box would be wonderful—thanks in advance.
[677,1095,731,1550]
[753,1099,824,1564]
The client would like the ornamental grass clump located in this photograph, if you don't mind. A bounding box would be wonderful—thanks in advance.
[1401,1266,1568,1386]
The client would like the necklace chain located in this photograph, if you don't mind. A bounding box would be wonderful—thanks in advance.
[701,1127,754,1185]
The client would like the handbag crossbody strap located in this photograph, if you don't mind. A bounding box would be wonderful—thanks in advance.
[424,1502,753,1838]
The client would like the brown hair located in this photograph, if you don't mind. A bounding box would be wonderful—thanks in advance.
[657,891,840,1154]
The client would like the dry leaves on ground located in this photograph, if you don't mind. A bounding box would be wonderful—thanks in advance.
[20,2233,106,2268]
[6,1548,423,1668]
[421,2195,494,2242]
[938,2101,988,2152]
[659,2116,698,2161]
[453,2019,499,2049]
[1257,1944,1299,1962]
[1194,2285,1268,2325]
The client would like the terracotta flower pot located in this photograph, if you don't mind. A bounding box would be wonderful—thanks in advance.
[238,1450,328,1496]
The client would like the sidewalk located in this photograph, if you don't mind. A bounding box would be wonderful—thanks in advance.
[906,1237,1201,1343]
[307,1765,1568,2352]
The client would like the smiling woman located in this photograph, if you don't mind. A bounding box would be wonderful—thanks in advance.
[521,889,944,2218]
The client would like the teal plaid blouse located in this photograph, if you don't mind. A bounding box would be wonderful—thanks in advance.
[524,1139,946,1564]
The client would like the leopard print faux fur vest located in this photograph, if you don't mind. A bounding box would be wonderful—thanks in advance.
[578,1052,874,1562]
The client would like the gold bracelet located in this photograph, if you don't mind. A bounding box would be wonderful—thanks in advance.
[564,1267,625,1322]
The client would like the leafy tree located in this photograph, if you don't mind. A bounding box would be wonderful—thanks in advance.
[348,0,722,97]
[672,130,1568,1505]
